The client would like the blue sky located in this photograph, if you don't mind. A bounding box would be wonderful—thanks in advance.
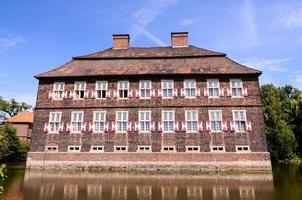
[0,0,301,106]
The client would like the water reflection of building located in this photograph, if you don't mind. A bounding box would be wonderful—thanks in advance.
[213,187,229,200]
[40,184,55,199]
[161,186,178,200]
[187,186,203,200]
[239,187,255,199]
[112,185,127,200]
[136,185,152,200]
[87,185,102,199]
[64,184,78,200]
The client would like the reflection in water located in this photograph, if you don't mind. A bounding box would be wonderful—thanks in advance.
[23,170,273,200]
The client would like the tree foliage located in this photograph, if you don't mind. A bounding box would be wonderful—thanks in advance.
[0,96,32,117]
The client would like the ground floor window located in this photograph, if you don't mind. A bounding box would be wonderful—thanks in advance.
[114,146,127,152]
[162,146,176,152]
[137,145,151,152]
[46,146,58,152]
[90,146,104,152]
[186,146,200,152]
[211,146,225,152]
[236,145,250,152]
[68,145,81,152]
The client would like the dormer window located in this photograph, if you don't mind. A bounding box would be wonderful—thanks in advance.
[118,81,129,98]
[53,82,64,99]
[74,82,86,99]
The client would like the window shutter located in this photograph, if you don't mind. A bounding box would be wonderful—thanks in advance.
[173,88,178,98]
[91,90,96,99]
[135,89,141,98]
[106,90,111,99]
[206,121,211,132]
[81,122,86,133]
[63,91,68,99]
[150,120,155,132]
[181,121,187,132]
[103,122,109,132]
[69,91,74,99]
[157,88,163,98]
[128,89,133,98]
[158,121,163,132]
[150,89,156,98]
[197,121,203,132]
[196,88,201,97]
[173,121,179,132]
[113,90,118,99]
[222,120,228,132]
[227,88,232,97]
[127,121,132,132]
[111,121,116,132]
[84,90,89,99]
[203,88,209,97]
[48,91,53,100]
[219,88,225,97]
[243,88,248,97]
[89,121,94,133]
[230,120,236,132]
[180,88,185,97]
[59,122,64,133]
[246,120,252,132]
[66,122,71,133]
[43,122,49,133]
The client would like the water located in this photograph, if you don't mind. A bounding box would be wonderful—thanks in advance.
[0,163,301,200]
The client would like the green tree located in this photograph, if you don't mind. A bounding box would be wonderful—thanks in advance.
[0,97,32,117]
[291,92,302,156]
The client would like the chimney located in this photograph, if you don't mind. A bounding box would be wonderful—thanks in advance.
[171,32,189,48]
[113,34,130,49]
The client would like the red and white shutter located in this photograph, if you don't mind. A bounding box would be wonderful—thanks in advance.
[103,122,109,132]
[219,88,224,97]
[135,89,141,98]
[196,88,201,97]
[227,88,232,97]
[127,121,132,132]
[111,121,116,132]
[91,90,96,99]
[89,121,94,133]
[180,88,185,97]
[150,89,156,98]
[203,88,209,97]
[158,121,163,132]
[48,91,53,100]
[134,121,140,132]
[150,120,155,132]
[113,90,118,99]
[69,90,74,99]
[173,88,178,98]
[222,120,228,132]
[63,91,68,99]
[44,122,49,133]
[230,121,236,132]
[128,89,134,98]
[81,122,86,133]
[246,120,252,132]
[173,121,179,132]
[84,90,89,99]
[157,88,163,98]
[197,121,203,132]
[206,121,211,132]
[181,121,187,132]
[243,88,248,97]
[106,90,111,99]
[66,122,71,133]
[58,122,64,133]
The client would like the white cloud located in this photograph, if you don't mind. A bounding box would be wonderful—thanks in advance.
[180,19,196,27]
[0,36,26,54]
[241,0,259,46]
[242,57,291,72]
[279,4,302,27]
[133,25,166,46]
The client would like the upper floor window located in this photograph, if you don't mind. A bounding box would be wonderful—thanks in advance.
[208,79,220,97]
[53,82,64,99]
[185,110,198,132]
[139,111,151,132]
[49,112,61,133]
[116,111,128,132]
[93,111,106,132]
[230,79,243,97]
[118,81,129,98]
[74,82,86,99]
[233,110,246,132]
[140,80,151,98]
[71,111,83,133]
[162,111,174,132]
[184,79,196,97]
[162,80,173,98]
[96,81,107,99]
[209,110,222,132]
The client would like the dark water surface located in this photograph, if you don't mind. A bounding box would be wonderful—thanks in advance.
[0,163,301,200]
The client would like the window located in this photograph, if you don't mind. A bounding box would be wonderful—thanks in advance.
[114,146,127,152]
[116,111,128,132]
[185,111,198,132]
[137,145,151,152]
[209,110,222,132]
[162,111,174,132]
[236,145,250,152]
[230,79,243,97]
[53,82,64,99]
[74,82,86,99]
[233,110,246,132]
[208,79,220,97]
[46,146,58,152]
[140,80,151,98]
[184,79,196,97]
[139,111,151,133]
[162,80,173,98]
[71,111,84,133]
[211,146,225,152]
[68,146,81,152]
[118,81,129,98]
[49,112,61,133]
[162,146,176,152]
[96,81,107,99]
[93,111,106,133]
[90,146,104,152]
[186,146,200,152]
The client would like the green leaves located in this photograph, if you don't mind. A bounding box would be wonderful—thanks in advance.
[0,96,32,117]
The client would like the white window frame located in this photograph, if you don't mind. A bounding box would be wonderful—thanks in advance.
[45,145,58,152]
[139,111,151,133]
[161,80,174,98]
[68,145,81,152]
[185,146,200,153]
[116,111,128,133]
[95,81,108,99]
[139,80,152,99]
[230,79,243,97]
[211,146,225,152]
[184,79,196,98]
[52,82,65,100]
[137,145,152,152]
[232,110,247,132]
[161,146,176,152]
[90,145,104,153]
[71,111,84,133]
[185,110,198,133]
[207,79,220,98]
[49,112,62,133]
[114,146,128,152]
[93,111,106,133]
[118,81,129,99]
[162,110,175,133]
[236,145,250,152]
[209,110,222,132]
[74,81,86,99]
